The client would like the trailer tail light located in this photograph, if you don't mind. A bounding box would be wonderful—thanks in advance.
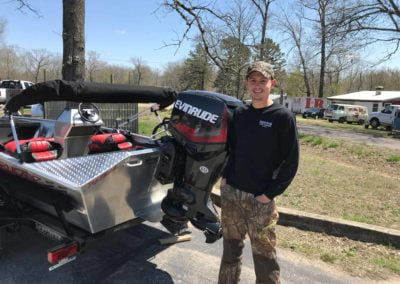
[47,242,79,264]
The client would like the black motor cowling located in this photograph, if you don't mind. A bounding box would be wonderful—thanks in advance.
[158,91,242,243]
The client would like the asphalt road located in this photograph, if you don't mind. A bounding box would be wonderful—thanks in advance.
[297,124,400,150]
[0,222,369,284]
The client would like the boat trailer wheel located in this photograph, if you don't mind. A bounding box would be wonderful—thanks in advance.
[78,103,100,123]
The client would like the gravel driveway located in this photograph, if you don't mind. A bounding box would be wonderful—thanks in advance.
[297,124,400,151]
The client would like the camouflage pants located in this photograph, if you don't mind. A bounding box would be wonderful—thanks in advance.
[218,184,280,284]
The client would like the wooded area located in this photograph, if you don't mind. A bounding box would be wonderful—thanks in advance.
[1,0,400,100]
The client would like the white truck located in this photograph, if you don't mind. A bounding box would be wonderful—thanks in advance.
[366,104,400,130]
[0,80,34,103]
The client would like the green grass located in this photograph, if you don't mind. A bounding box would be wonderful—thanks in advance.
[386,154,400,163]
[278,226,400,280]
[372,257,400,273]
[342,213,373,224]
[281,139,400,230]
[320,253,338,263]
[137,105,171,136]
[299,133,343,149]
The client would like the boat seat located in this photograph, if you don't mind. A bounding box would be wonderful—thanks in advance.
[88,133,135,154]
[3,137,63,162]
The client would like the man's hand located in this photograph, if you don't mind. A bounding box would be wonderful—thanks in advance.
[255,194,271,204]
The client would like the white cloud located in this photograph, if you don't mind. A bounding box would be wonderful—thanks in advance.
[115,29,127,35]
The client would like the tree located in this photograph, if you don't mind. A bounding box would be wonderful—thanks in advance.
[0,45,20,80]
[338,0,400,60]
[86,51,100,82]
[160,61,186,91]
[277,5,313,96]
[213,36,251,99]
[162,0,257,97]
[179,43,213,90]
[130,57,146,85]
[300,0,333,98]
[24,49,52,83]
[62,0,85,81]
[0,18,6,43]
[296,0,362,98]
[249,0,275,60]
[284,69,307,96]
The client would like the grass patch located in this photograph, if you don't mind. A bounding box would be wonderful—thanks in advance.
[299,134,342,149]
[320,253,338,263]
[372,257,400,273]
[280,140,400,229]
[278,226,400,280]
[137,104,171,136]
[342,213,373,224]
[386,154,400,163]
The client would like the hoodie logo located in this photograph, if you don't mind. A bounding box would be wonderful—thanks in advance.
[259,120,272,128]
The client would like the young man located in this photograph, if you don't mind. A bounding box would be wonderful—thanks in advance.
[218,61,299,284]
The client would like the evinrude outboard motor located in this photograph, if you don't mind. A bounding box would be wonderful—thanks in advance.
[157,91,242,243]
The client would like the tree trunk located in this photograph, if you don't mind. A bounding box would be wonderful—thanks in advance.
[318,0,326,98]
[62,0,85,81]
[299,52,311,97]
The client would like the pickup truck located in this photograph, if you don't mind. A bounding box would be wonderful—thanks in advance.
[366,104,400,130]
[0,80,34,103]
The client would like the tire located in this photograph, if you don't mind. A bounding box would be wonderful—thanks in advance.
[347,121,352,124]
[370,118,380,129]
[338,117,346,124]
[358,120,365,125]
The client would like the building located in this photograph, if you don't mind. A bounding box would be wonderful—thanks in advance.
[327,88,400,114]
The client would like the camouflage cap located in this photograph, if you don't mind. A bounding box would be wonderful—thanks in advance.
[246,61,274,79]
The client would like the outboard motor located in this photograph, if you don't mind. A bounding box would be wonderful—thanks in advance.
[157,91,242,243]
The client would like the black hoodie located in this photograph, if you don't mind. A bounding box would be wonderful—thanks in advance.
[222,103,299,199]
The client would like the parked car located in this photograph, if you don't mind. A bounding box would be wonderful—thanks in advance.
[302,107,325,119]
[0,80,34,103]
[393,108,400,137]
[365,104,400,130]
[324,104,368,124]
[345,106,368,125]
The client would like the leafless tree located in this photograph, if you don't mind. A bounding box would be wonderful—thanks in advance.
[162,0,274,97]
[131,57,146,85]
[24,49,52,83]
[0,45,20,79]
[249,0,274,60]
[13,0,40,15]
[86,51,101,82]
[277,5,312,96]
[0,18,6,42]
[337,0,400,61]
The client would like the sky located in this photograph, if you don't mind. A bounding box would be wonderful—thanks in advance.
[1,0,400,72]
[0,0,194,70]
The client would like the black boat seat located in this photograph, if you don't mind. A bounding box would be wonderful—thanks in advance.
[3,137,63,162]
[88,133,134,154]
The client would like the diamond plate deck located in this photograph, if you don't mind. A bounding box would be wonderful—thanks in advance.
[27,148,157,187]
